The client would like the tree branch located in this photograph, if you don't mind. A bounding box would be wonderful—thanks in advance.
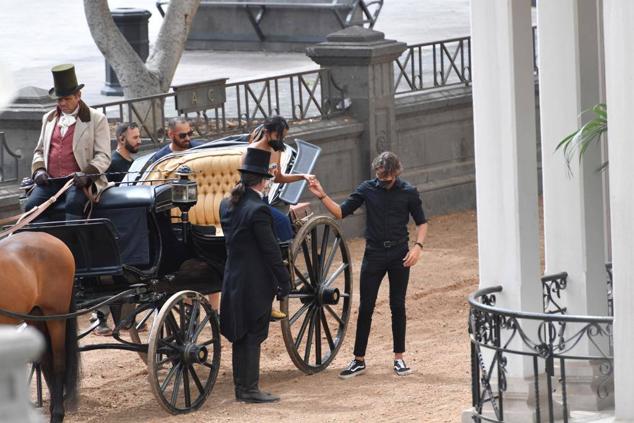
[146,0,201,91]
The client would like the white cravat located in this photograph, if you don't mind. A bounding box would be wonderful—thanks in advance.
[58,106,79,137]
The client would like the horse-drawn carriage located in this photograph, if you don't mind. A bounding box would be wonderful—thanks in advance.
[16,134,353,416]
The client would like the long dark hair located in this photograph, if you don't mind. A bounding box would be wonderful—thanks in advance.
[250,116,289,148]
[230,173,265,206]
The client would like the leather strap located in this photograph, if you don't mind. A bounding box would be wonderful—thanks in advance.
[0,179,74,239]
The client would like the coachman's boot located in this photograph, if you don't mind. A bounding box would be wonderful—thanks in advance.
[235,344,280,403]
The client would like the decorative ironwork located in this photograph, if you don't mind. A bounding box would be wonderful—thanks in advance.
[92,69,346,145]
[395,26,538,95]
[541,272,568,314]
[0,132,22,185]
[605,262,613,317]
[469,285,613,423]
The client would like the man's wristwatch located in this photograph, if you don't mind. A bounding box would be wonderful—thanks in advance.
[414,241,424,249]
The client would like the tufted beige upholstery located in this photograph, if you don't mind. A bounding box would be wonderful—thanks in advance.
[144,148,245,228]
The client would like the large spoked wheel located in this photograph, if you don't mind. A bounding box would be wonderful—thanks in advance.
[148,291,221,414]
[281,215,353,374]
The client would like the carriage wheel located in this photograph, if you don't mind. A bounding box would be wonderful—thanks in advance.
[281,216,353,374]
[127,304,159,365]
[148,291,221,414]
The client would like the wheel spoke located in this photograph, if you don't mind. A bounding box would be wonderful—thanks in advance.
[319,225,331,274]
[191,313,211,342]
[315,308,322,365]
[324,263,349,287]
[160,363,180,394]
[199,338,216,347]
[289,301,312,326]
[324,305,344,326]
[293,267,314,291]
[301,240,317,285]
[165,313,184,343]
[303,308,317,364]
[178,300,187,341]
[188,365,205,395]
[320,308,336,351]
[187,300,200,341]
[183,364,191,408]
[294,306,315,350]
[171,365,184,406]
[157,356,173,366]
[322,236,341,280]
[201,361,215,369]
[311,227,320,281]
[288,292,314,299]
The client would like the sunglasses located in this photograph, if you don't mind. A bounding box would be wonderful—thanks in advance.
[177,130,194,140]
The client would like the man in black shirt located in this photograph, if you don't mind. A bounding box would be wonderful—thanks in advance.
[308,152,427,378]
[107,122,141,183]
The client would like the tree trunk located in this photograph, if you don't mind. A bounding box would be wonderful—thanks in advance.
[83,0,201,141]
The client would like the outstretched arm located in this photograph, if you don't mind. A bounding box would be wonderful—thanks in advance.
[308,179,343,219]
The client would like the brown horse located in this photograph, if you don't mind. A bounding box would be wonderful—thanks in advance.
[0,232,79,423]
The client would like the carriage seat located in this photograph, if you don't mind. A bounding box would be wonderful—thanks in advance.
[144,148,244,229]
[95,185,157,210]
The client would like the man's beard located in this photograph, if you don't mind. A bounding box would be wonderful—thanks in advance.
[174,138,191,149]
[124,141,140,154]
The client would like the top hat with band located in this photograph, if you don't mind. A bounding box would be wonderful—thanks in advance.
[49,64,85,98]
[238,148,273,178]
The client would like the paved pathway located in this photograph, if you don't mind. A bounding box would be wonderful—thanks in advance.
[1,0,470,105]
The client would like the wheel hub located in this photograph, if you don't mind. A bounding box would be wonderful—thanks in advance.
[319,287,340,305]
[182,343,208,364]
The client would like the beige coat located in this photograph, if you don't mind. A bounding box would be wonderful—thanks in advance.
[32,100,111,193]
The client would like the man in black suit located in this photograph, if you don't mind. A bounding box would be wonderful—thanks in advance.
[219,148,291,403]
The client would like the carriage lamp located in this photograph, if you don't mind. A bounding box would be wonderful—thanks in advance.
[171,165,198,243]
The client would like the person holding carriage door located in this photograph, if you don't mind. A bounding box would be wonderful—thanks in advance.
[219,148,291,403]
[25,64,111,221]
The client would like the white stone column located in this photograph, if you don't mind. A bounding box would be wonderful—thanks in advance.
[603,1,634,420]
[470,1,541,327]
[468,1,542,421]
[0,326,44,423]
[537,0,610,411]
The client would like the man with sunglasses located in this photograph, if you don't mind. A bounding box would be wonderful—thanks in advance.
[107,121,141,184]
[149,117,202,164]
[308,151,428,378]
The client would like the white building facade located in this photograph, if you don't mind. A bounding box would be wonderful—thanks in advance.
[468,0,633,421]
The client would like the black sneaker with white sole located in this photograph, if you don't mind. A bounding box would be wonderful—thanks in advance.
[339,359,366,379]
[394,359,412,376]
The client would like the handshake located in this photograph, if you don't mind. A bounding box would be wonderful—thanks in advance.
[33,169,94,188]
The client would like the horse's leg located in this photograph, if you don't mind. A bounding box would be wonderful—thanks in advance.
[45,320,67,423]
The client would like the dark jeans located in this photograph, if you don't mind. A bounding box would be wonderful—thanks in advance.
[24,180,88,221]
[353,243,410,357]
[263,197,293,242]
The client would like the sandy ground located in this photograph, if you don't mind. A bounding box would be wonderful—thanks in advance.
[43,209,478,423]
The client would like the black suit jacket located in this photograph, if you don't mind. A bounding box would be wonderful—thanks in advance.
[219,188,291,343]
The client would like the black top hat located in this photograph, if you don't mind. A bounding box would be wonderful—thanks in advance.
[238,148,273,178]
[49,64,85,98]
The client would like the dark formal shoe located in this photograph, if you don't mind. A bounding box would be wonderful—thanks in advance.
[394,359,413,376]
[236,389,280,403]
[339,359,366,379]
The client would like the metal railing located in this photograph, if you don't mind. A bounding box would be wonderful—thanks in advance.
[92,68,346,145]
[469,286,613,423]
[541,272,568,315]
[395,26,539,96]
[0,132,22,185]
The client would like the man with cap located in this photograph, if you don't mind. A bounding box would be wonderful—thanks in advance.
[219,148,291,403]
[26,64,111,220]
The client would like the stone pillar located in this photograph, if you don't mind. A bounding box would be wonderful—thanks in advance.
[537,0,611,411]
[603,1,634,420]
[467,0,542,421]
[307,26,406,178]
[0,326,44,422]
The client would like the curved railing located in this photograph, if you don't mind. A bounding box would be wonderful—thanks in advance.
[468,286,613,423]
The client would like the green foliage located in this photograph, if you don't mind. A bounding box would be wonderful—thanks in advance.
[556,103,607,172]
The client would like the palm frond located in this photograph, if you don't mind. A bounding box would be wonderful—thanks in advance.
[556,103,607,173]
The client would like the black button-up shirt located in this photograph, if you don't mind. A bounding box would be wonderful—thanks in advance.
[340,178,427,246]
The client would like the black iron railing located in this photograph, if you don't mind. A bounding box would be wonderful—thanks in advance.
[541,272,568,315]
[92,69,346,145]
[395,26,539,96]
[0,132,22,185]
[469,286,613,423]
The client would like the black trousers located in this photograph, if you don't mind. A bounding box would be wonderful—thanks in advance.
[24,180,88,220]
[353,243,410,357]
